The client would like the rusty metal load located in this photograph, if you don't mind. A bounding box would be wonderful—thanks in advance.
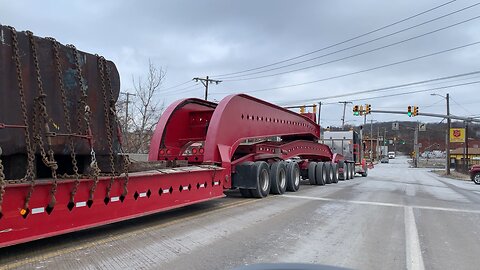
[0,25,122,179]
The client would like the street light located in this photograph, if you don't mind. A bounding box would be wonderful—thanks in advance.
[431,93,450,175]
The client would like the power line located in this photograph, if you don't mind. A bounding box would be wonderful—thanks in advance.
[211,0,457,78]
[161,80,194,92]
[163,83,202,96]
[274,70,480,106]
[212,41,480,96]
[218,12,480,81]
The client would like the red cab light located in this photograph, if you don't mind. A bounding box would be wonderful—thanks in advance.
[199,148,204,154]
[166,149,172,155]
[191,148,198,154]
[159,149,165,155]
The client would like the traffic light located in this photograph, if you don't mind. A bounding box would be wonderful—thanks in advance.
[365,104,371,114]
[353,105,359,116]
[359,105,364,116]
[407,106,412,117]
[413,106,419,116]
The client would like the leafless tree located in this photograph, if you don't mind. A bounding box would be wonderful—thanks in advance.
[117,60,166,153]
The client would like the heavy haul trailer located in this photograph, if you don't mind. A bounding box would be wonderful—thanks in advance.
[0,26,356,248]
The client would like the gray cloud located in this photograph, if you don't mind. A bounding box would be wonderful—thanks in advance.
[1,0,479,126]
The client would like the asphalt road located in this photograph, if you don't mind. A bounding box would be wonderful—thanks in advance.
[1,156,480,270]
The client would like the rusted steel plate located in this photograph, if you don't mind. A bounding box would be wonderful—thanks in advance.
[0,25,121,178]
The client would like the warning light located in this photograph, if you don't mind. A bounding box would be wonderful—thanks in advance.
[20,209,27,215]
[191,148,198,154]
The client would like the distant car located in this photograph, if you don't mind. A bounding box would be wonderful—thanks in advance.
[381,156,389,163]
[469,164,480,185]
[388,151,396,159]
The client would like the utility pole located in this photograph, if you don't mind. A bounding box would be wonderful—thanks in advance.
[446,93,451,175]
[318,102,322,126]
[414,123,419,168]
[193,76,222,101]
[120,92,136,151]
[338,101,352,129]
[465,121,469,172]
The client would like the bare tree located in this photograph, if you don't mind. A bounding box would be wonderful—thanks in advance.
[118,60,166,153]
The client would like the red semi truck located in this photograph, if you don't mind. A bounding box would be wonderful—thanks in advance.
[0,26,361,248]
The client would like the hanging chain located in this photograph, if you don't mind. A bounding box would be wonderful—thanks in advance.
[98,56,116,200]
[0,150,5,217]
[26,31,60,211]
[106,58,130,199]
[9,27,36,214]
[47,38,83,204]
[104,61,131,198]
[67,44,101,202]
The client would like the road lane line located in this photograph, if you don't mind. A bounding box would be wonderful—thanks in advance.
[282,194,480,214]
[1,198,259,270]
[405,206,425,270]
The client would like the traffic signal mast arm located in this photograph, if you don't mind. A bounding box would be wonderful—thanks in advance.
[369,109,480,123]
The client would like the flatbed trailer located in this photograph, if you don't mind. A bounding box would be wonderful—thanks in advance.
[0,26,361,248]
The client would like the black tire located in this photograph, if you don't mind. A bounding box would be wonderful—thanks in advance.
[286,162,301,192]
[345,163,351,180]
[270,161,287,195]
[331,163,339,183]
[324,162,333,184]
[250,161,271,198]
[338,160,345,180]
[239,188,252,198]
[361,166,368,177]
[308,162,317,185]
[473,173,480,185]
[351,163,356,178]
[316,162,326,186]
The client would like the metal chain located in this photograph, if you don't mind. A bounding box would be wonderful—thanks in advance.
[104,61,131,198]
[9,27,36,213]
[98,56,116,200]
[0,152,6,216]
[47,38,82,204]
[26,31,59,210]
[67,44,101,202]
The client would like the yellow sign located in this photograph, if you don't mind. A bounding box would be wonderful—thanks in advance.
[450,128,465,143]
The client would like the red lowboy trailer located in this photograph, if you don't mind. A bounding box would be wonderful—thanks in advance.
[0,27,359,248]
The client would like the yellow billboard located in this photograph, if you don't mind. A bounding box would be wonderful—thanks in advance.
[450,128,465,143]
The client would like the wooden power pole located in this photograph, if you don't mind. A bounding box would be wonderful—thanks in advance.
[193,76,222,101]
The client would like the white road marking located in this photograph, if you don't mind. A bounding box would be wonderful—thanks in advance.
[405,206,425,270]
[282,194,480,214]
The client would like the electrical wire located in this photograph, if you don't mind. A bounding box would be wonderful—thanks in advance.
[275,70,480,106]
[211,0,457,78]
[161,80,194,92]
[218,13,480,82]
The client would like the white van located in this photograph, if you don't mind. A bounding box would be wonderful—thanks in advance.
[388,151,396,159]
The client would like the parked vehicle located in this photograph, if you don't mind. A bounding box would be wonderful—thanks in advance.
[381,156,389,163]
[469,165,480,185]
[388,151,396,159]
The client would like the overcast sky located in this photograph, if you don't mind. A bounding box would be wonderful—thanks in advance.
[2,0,479,127]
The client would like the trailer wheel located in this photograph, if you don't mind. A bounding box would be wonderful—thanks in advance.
[331,163,339,183]
[324,162,333,184]
[239,188,252,198]
[308,162,317,185]
[316,162,326,186]
[338,160,345,180]
[345,163,351,180]
[270,161,287,195]
[286,162,301,192]
[250,161,271,198]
